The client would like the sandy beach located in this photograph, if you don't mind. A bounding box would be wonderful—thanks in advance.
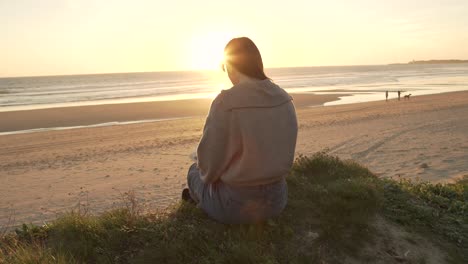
[1,91,467,228]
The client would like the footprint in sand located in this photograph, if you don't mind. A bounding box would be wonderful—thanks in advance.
[420,163,429,169]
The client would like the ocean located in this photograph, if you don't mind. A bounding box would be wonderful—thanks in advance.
[1,63,468,112]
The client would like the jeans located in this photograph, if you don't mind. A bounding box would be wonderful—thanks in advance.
[186,163,288,224]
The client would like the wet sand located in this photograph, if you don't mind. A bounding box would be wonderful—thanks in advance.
[0,93,344,133]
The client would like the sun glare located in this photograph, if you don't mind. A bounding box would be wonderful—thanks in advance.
[190,32,235,70]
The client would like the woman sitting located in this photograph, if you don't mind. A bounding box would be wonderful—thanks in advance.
[183,37,298,224]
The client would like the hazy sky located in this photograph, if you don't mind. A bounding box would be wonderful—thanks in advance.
[1,0,468,77]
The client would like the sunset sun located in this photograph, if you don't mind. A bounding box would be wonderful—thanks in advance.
[190,32,235,70]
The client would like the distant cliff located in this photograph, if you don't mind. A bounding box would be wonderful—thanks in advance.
[408,59,468,64]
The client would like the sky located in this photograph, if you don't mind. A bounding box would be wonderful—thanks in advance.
[1,0,468,77]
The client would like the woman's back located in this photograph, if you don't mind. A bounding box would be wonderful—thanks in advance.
[197,79,298,186]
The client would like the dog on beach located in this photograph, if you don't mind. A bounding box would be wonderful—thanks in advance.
[404,94,412,100]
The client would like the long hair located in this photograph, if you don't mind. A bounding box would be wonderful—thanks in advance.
[224,37,268,80]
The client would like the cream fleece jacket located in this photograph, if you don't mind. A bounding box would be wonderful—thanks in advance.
[196,79,298,186]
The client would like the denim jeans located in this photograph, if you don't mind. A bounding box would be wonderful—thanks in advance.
[186,163,288,224]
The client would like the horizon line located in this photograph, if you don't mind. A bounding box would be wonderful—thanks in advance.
[2,60,468,79]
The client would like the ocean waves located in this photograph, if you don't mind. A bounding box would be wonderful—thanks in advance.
[1,64,468,110]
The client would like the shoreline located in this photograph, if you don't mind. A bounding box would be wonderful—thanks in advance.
[0,117,194,136]
[0,90,464,135]
[0,93,345,133]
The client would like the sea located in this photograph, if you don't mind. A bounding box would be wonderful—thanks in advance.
[1,63,468,134]
[1,63,468,111]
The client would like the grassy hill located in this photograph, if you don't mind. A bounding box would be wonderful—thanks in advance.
[1,152,466,263]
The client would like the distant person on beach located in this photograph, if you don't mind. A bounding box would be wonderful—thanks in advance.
[385,91,388,102]
[182,37,298,224]
[398,91,401,101]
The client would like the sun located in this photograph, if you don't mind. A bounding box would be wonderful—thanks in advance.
[190,32,235,70]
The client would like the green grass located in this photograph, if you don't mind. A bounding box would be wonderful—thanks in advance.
[381,175,468,261]
[1,152,466,263]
